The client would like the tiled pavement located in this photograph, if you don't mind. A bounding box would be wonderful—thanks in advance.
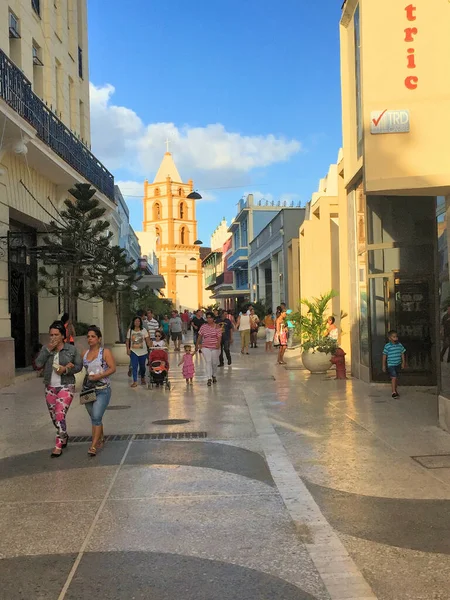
[0,341,450,599]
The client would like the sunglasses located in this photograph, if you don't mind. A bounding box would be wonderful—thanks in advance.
[155,335,162,338]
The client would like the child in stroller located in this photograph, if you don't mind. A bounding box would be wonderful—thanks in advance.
[148,347,171,389]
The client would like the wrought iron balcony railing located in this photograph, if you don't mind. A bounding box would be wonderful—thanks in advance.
[0,48,114,202]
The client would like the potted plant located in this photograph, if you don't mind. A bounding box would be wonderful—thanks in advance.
[290,291,339,373]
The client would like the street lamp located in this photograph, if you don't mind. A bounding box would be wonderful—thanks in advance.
[194,239,203,245]
[187,191,202,200]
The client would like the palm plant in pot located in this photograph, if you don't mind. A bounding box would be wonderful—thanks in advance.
[290,290,338,373]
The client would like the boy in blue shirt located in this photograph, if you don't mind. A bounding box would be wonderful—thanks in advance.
[382,330,406,399]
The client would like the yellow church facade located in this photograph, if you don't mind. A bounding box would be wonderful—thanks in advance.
[142,152,202,311]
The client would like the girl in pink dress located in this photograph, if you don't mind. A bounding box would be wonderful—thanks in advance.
[178,344,196,384]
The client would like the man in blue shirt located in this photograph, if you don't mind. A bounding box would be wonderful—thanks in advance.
[382,330,406,399]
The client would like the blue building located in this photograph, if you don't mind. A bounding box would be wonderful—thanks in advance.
[114,185,141,267]
[227,194,282,306]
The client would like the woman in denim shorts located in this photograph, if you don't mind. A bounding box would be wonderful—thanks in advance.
[83,326,116,456]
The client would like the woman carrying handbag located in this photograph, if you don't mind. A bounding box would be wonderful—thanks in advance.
[81,325,116,456]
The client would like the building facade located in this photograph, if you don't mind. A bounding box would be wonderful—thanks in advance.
[340,0,450,429]
[0,0,116,384]
[227,194,281,309]
[249,208,305,310]
[140,151,202,311]
[114,185,140,267]
[202,219,233,308]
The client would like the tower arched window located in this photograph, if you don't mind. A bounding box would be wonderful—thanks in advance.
[154,188,160,197]
[180,226,188,245]
[178,188,183,197]
[155,226,162,247]
[179,201,187,219]
[153,202,161,220]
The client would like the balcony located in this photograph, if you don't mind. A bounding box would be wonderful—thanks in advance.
[0,48,114,202]
[227,248,248,270]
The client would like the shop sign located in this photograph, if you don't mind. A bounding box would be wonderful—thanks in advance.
[370,110,410,134]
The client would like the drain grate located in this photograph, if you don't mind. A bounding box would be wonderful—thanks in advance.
[69,432,207,443]
[135,432,207,440]
[152,419,190,425]
[412,454,450,469]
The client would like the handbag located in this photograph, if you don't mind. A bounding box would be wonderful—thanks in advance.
[79,387,96,404]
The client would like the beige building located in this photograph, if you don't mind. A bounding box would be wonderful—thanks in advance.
[0,0,117,384]
[339,0,450,429]
[140,152,202,311]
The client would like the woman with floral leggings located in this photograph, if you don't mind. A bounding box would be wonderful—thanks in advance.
[35,321,82,457]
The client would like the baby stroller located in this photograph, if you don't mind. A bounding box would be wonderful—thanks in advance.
[148,348,171,390]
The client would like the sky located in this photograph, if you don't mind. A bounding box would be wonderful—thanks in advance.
[87,0,343,245]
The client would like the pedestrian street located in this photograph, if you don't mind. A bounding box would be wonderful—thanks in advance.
[1,343,450,599]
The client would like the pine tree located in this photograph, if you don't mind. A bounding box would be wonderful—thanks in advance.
[88,245,140,342]
[38,183,112,322]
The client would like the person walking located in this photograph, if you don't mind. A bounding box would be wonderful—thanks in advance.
[275,305,288,364]
[161,315,171,348]
[196,312,222,386]
[35,321,82,457]
[264,309,276,352]
[145,310,159,342]
[191,309,205,350]
[178,344,196,384]
[181,309,190,335]
[216,309,233,366]
[382,329,407,398]
[126,316,151,387]
[237,309,251,354]
[82,325,116,456]
[249,307,260,348]
[169,310,183,351]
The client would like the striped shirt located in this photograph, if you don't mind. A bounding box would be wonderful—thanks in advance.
[198,324,222,349]
[144,318,159,340]
[383,342,406,366]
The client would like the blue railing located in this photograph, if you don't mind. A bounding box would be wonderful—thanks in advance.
[0,48,114,202]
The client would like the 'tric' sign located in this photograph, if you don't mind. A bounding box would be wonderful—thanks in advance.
[404,4,418,90]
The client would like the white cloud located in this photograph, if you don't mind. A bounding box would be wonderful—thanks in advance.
[115,180,144,201]
[90,83,301,184]
[197,191,217,203]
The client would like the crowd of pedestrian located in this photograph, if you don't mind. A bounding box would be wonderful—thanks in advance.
[37,303,297,460]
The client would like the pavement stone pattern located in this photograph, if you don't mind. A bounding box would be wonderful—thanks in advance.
[1,339,450,598]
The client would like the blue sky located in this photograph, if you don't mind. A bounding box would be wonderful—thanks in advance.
[87,0,343,244]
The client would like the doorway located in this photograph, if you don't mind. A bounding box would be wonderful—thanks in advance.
[8,229,39,368]
[369,273,435,384]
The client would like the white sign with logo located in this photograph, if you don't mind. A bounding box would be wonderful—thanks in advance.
[370,110,410,134]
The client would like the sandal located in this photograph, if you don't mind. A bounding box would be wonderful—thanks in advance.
[88,446,97,457]
[131,382,138,388]
[61,436,69,449]
[51,447,62,458]
[212,377,217,384]
[207,379,212,386]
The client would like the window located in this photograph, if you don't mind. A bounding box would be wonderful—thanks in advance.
[9,11,20,38]
[180,227,187,245]
[233,230,240,250]
[78,46,83,79]
[354,5,363,158]
[178,188,183,197]
[179,202,186,219]
[241,219,248,247]
[155,226,162,246]
[32,43,43,66]
[32,0,41,16]
[154,188,160,197]
[153,202,161,220]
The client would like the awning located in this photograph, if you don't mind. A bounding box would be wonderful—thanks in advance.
[135,274,165,290]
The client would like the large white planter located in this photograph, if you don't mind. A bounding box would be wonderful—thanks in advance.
[107,343,129,366]
[301,350,332,374]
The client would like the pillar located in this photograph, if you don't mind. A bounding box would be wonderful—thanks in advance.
[258,265,266,303]
[271,254,280,308]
